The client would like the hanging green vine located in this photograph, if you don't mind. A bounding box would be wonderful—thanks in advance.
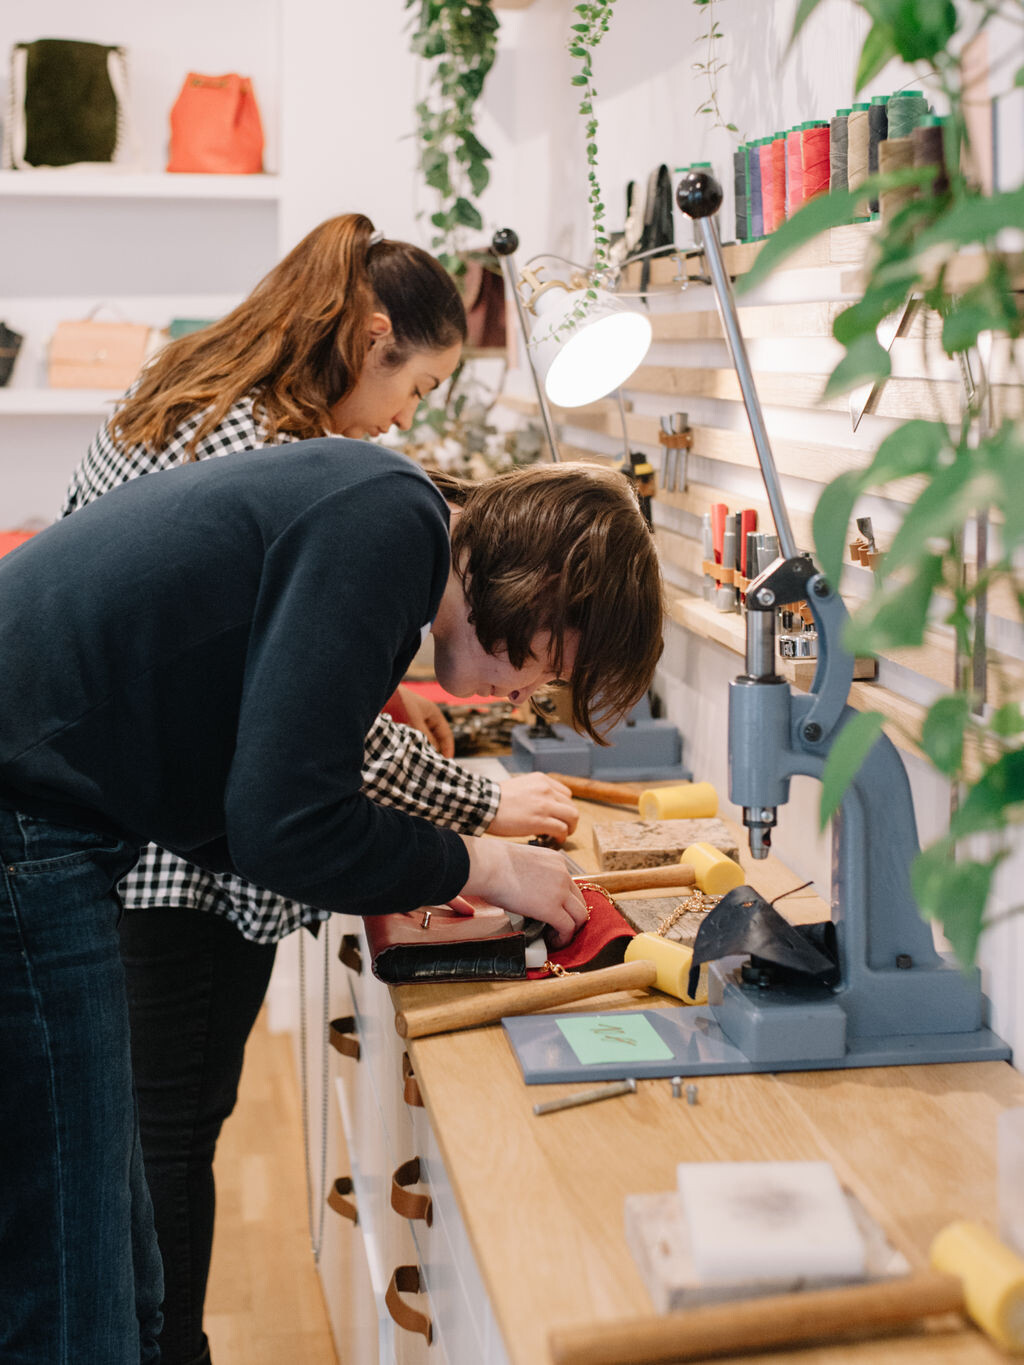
[407,0,499,279]
[692,0,737,133]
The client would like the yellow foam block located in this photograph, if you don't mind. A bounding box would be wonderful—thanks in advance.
[625,932,708,1005]
[930,1220,1024,1352]
[638,781,718,821]
[682,842,745,896]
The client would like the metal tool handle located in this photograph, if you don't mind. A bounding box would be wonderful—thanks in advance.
[676,172,798,562]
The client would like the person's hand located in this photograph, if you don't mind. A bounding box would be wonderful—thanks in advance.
[486,772,579,842]
[397,685,455,757]
[459,835,587,949]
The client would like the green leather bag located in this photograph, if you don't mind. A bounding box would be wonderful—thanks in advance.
[4,38,129,169]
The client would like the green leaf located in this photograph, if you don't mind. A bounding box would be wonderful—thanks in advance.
[819,710,885,829]
[813,470,863,591]
[950,749,1024,840]
[452,196,483,230]
[888,0,958,64]
[855,20,896,92]
[571,74,589,85]
[914,186,1024,253]
[881,451,977,576]
[466,157,490,197]
[822,333,891,400]
[863,419,951,486]
[844,554,945,654]
[1015,64,1024,88]
[460,130,491,162]
[941,299,997,355]
[911,841,994,967]
[921,693,971,776]
[991,703,1024,738]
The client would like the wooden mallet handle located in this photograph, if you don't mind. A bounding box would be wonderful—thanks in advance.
[582,865,696,894]
[549,774,641,809]
[548,1272,967,1364]
[394,959,657,1040]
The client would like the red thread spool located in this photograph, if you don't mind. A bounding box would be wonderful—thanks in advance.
[758,140,775,233]
[786,127,803,216]
[801,121,830,200]
[771,134,786,226]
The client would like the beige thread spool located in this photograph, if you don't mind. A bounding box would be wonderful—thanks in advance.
[878,136,916,224]
[637,781,718,821]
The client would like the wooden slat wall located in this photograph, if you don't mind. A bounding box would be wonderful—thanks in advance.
[499,223,1024,756]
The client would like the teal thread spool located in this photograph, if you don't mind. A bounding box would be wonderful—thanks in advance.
[887,89,929,138]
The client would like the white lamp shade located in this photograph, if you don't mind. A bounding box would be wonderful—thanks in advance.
[528,288,652,408]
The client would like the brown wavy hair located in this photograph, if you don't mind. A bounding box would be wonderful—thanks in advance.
[112,213,467,456]
[431,464,665,743]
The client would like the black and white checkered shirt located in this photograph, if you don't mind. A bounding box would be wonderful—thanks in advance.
[62,397,499,942]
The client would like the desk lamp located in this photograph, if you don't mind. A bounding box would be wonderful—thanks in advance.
[490,227,688,781]
[666,170,1009,1072]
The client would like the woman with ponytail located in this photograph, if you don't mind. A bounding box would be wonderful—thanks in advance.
[60,213,577,1365]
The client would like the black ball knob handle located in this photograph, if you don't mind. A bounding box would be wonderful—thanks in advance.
[491,227,519,256]
[676,170,723,220]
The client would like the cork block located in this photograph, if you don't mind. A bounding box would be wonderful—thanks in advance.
[593,818,739,870]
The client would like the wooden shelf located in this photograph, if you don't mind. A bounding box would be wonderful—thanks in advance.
[0,170,282,201]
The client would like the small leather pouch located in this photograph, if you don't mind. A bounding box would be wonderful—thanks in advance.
[364,883,633,985]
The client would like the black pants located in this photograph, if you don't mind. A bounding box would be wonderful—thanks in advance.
[119,907,277,1365]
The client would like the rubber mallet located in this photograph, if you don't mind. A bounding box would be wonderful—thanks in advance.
[548,1220,1024,1363]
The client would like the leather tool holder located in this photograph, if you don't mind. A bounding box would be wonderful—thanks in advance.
[363,884,633,985]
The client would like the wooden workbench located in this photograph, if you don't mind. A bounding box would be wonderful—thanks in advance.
[395,798,1024,1365]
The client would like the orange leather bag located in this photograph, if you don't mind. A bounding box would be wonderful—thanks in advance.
[166,72,263,174]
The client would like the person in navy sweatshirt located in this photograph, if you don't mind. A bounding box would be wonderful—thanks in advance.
[0,440,662,1364]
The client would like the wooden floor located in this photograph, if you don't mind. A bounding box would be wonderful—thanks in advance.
[205,1008,339,1365]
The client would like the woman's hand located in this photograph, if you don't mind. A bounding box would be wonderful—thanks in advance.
[458,835,587,949]
[486,772,579,842]
[397,685,455,758]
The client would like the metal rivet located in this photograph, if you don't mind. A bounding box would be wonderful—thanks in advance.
[686,1084,699,1106]
[671,1076,683,1099]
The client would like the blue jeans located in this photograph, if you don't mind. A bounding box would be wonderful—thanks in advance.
[0,809,164,1364]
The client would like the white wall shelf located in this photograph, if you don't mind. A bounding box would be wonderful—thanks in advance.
[0,170,282,201]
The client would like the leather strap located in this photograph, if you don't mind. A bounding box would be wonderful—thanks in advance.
[391,1157,433,1225]
[338,933,363,975]
[385,1266,432,1343]
[401,1052,424,1108]
[327,1176,358,1225]
[328,1016,360,1061]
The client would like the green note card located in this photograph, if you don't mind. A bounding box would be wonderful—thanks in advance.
[557,1013,674,1066]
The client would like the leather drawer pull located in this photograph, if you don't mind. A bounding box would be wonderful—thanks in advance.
[338,933,363,975]
[402,1052,424,1108]
[391,1157,432,1225]
[385,1265,432,1344]
[328,1016,360,1061]
[327,1176,358,1225]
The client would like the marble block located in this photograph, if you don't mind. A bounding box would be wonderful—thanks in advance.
[593,818,739,870]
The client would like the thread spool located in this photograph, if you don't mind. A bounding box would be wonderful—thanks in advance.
[913,114,949,195]
[785,127,804,216]
[749,138,764,237]
[637,781,718,821]
[758,140,775,233]
[733,146,749,241]
[681,842,745,896]
[847,102,871,211]
[770,134,786,227]
[886,89,929,139]
[867,95,889,212]
[625,933,708,1005]
[930,1221,1024,1352]
[801,121,831,201]
[829,108,850,192]
[878,135,916,224]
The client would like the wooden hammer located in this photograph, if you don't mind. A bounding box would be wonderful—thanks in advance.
[548,1221,1024,1362]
